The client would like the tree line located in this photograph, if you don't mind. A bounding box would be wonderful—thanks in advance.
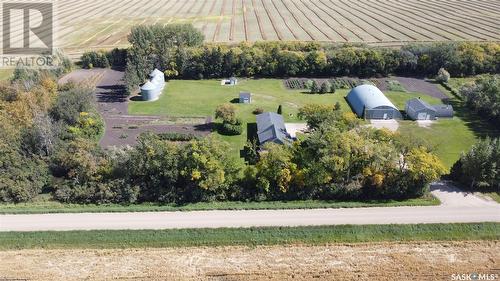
[459,75,500,126]
[105,24,500,94]
[451,137,499,192]
[0,59,104,203]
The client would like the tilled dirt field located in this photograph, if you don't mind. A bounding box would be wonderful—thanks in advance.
[1,241,498,281]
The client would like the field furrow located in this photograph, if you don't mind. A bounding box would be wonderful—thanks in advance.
[254,0,286,40]
[300,0,350,42]
[358,0,453,41]
[315,0,376,42]
[248,0,266,41]
[354,0,436,41]
[248,0,267,41]
[404,1,500,35]
[336,0,417,41]
[38,0,500,50]
[289,0,339,41]
[378,0,491,41]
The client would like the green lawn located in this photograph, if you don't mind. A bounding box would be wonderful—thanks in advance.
[130,79,351,159]
[129,79,349,120]
[384,91,441,109]
[129,78,499,170]
[0,195,438,214]
[129,79,443,159]
[0,69,13,81]
[1,223,497,250]
[398,119,478,169]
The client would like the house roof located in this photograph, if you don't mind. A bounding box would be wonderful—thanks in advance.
[256,112,290,145]
[346,85,399,116]
[433,104,454,116]
[240,92,251,99]
[406,98,436,112]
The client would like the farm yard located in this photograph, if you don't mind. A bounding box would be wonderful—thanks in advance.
[128,77,497,169]
[48,0,500,54]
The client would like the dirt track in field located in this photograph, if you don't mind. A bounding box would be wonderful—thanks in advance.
[1,241,498,281]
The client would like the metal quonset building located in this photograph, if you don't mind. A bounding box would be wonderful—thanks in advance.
[346,85,402,119]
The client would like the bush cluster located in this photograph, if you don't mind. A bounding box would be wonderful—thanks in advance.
[157,132,200,142]
[459,75,500,125]
[120,24,500,93]
[451,138,499,191]
[81,48,127,69]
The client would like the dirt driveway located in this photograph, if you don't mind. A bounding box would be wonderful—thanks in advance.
[1,241,498,281]
[59,69,211,147]
[369,119,399,132]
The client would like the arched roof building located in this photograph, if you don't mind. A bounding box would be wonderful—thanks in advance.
[346,85,402,120]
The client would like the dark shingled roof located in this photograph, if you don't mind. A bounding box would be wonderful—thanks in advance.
[256,112,290,145]
[433,104,454,117]
[406,98,436,113]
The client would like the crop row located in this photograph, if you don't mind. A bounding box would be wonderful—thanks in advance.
[284,78,382,90]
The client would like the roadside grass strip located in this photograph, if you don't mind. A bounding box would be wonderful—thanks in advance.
[0,223,498,250]
[0,196,439,215]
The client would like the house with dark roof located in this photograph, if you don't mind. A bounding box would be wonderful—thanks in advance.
[405,98,454,120]
[346,85,402,119]
[256,112,292,145]
[239,92,252,104]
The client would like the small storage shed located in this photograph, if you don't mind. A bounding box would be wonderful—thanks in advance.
[405,98,437,120]
[239,92,252,104]
[433,104,454,118]
[221,77,238,86]
[346,85,402,119]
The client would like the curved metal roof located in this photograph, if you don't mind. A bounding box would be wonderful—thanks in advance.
[346,85,399,116]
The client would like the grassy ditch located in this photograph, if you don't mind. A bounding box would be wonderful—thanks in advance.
[0,223,497,250]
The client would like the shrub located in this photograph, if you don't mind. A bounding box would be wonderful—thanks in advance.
[319,81,330,94]
[436,68,451,83]
[451,138,499,191]
[50,87,95,126]
[253,108,264,115]
[81,51,110,69]
[158,132,200,141]
[215,103,237,124]
[220,119,243,136]
[310,81,319,94]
